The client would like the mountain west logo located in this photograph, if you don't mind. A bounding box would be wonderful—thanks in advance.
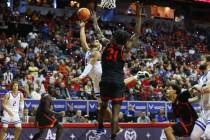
[148,104,154,110]
[25,102,31,108]
[89,103,96,109]
[124,129,137,140]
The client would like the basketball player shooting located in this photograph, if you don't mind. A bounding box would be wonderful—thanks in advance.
[72,19,114,120]
[91,3,142,140]
[0,81,24,140]
[32,94,65,140]
[72,20,145,122]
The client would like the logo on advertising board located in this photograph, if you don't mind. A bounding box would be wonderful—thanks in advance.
[89,101,98,112]
[45,129,56,140]
[124,129,137,140]
[86,129,106,140]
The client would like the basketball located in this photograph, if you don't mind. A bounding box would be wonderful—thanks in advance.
[77,8,91,21]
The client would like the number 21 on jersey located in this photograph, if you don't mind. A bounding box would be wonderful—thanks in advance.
[106,48,118,62]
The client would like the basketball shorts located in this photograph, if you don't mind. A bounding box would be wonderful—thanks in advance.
[100,81,125,101]
[1,113,21,128]
[172,122,194,137]
[199,109,210,121]
[36,113,59,128]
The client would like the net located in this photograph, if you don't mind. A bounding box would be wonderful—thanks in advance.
[98,0,116,9]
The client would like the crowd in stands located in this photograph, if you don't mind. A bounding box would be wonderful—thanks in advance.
[0,3,209,123]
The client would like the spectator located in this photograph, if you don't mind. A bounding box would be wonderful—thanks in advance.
[28,62,39,77]
[33,78,46,94]
[84,81,93,99]
[137,111,151,123]
[29,106,37,116]
[21,108,30,123]
[72,110,87,123]
[155,108,168,122]
[58,59,69,76]
[3,69,13,85]
[119,112,125,122]
[125,105,136,117]
[54,82,71,100]
[65,105,76,122]
[30,85,41,99]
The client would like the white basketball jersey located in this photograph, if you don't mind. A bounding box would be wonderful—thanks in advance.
[85,51,102,93]
[3,91,21,115]
[85,50,92,64]
[198,70,210,109]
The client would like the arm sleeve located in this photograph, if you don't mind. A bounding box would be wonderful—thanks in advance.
[207,71,210,81]
[79,63,93,79]
[20,100,24,110]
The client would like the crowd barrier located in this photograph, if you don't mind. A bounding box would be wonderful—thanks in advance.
[0,123,190,140]
[0,99,201,115]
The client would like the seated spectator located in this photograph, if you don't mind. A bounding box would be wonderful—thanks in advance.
[21,108,30,123]
[119,112,125,122]
[69,84,78,100]
[72,110,88,123]
[29,106,37,116]
[77,86,88,100]
[155,108,168,122]
[30,86,41,100]
[28,62,39,78]
[58,59,69,76]
[125,105,136,117]
[84,81,93,99]
[3,69,13,85]
[33,78,46,94]
[53,82,71,99]
[65,105,76,122]
[137,111,151,123]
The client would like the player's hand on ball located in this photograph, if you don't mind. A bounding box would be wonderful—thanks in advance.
[80,21,86,28]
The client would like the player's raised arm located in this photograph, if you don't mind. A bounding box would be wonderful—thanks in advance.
[2,93,13,117]
[126,2,142,50]
[92,11,110,45]
[80,21,90,53]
